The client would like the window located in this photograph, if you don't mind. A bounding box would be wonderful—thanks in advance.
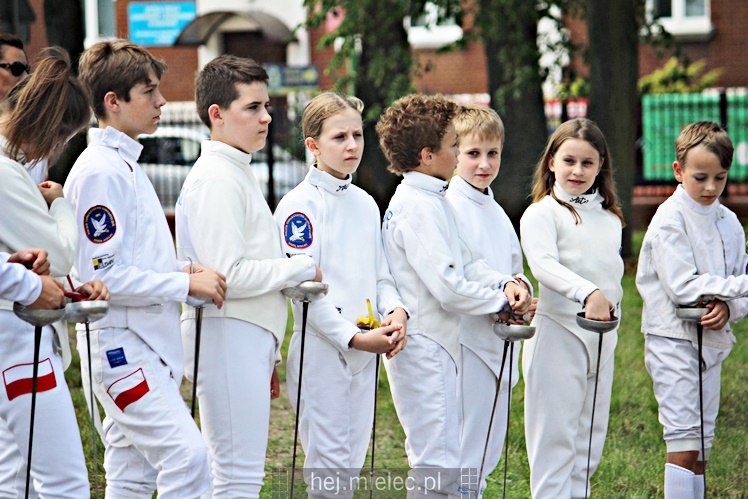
[404,2,463,50]
[651,0,713,39]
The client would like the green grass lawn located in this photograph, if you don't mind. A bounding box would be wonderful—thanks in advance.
[66,261,748,498]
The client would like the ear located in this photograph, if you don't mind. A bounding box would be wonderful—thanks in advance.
[305,136,320,156]
[419,147,433,166]
[207,104,223,127]
[673,161,684,182]
[548,155,555,173]
[103,91,119,113]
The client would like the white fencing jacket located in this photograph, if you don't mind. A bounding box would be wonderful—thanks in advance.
[274,165,406,374]
[520,184,623,366]
[0,253,42,305]
[175,140,315,356]
[382,171,513,365]
[64,127,191,378]
[636,185,748,349]
[445,175,532,377]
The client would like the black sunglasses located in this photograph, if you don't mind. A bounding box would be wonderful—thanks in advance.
[0,61,31,77]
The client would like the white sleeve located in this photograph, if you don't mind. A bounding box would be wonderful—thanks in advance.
[185,176,314,299]
[0,165,77,277]
[650,224,748,306]
[393,209,507,315]
[0,258,42,305]
[520,203,597,302]
[66,168,190,306]
[274,193,359,350]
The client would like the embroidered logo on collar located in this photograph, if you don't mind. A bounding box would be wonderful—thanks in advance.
[440,183,448,192]
[84,205,116,243]
[568,196,588,205]
[336,184,349,192]
[284,212,313,249]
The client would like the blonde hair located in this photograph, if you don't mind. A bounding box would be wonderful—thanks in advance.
[302,91,364,141]
[78,39,167,120]
[530,118,624,224]
[454,104,504,146]
[675,121,733,170]
[2,47,90,162]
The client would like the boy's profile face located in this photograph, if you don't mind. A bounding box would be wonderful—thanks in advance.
[113,70,166,139]
[673,144,727,207]
[419,123,459,181]
[456,132,502,192]
[210,81,271,154]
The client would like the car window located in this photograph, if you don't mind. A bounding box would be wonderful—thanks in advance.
[139,136,201,166]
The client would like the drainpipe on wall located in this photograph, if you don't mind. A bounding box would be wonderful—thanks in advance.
[83,0,100,48]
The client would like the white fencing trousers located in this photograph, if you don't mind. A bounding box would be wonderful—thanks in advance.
[182,317,275,499]
[286,333,376,499]
[644,334,728,458]
[0,313,88,498]
[522,316,614,499]
[457,344,519,495]
[384,334,461,498]
[79,326,209,499]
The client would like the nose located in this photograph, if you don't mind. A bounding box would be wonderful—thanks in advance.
[261,107,272,124]
[155,90,166,108]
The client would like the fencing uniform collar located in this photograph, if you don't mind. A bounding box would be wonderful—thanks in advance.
[0,135,27,163]
[307,164,352,196]
[403,171,450,196]
[553,181,602,211]
[90,127,143,165]
[450,175,493,206]
[674,183,721,217]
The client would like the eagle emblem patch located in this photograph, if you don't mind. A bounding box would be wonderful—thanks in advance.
[84,205,116,244]
[284,212,313,249]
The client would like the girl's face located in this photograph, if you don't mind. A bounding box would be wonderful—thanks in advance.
[673,144,727,206]
[549,138,602,196]
[306,107,364,180]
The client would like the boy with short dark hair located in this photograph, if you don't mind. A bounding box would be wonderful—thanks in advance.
[64,38,227,498]
[376,94,530,498]
[175,54,319,498]
[636,121,748,499]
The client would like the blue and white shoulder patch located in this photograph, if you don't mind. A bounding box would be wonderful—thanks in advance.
[284,212,313,249]
[84,205,116,244]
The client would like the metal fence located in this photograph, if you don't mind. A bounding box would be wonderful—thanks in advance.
[144,102,308,212]
[641,88,748,182]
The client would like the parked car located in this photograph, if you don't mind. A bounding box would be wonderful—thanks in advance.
[138,125,308,210]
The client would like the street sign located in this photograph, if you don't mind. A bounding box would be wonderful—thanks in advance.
[265,64,320,96]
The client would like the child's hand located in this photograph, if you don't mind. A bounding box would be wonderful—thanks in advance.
[504,281,531,315]
[381,307,408,336]
[270,365,280,400]
[28,276,65,310]
[349,323,404,357]
[188,268,228,309]
[312,264,323,282]
[77,279,110,301]
[583,289,614,321]
[702,300,729,331]
[38,181,64,206]
[7,248,50,275]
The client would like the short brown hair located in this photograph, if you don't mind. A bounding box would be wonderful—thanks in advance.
[454,104,504,146]
[675,121,733,170]
[78,39,167,120]
[376,94,458,175]
[1,47,90,162]
[195,55,268,129]
[0,33,24,58]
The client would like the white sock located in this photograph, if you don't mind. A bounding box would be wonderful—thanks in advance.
[665,463,695,499]
[693,473,705,499]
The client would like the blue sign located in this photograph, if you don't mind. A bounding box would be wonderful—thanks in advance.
[128,2,196,46]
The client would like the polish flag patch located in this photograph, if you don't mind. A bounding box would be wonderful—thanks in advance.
[107,368,150,412]
[3,358,57,401]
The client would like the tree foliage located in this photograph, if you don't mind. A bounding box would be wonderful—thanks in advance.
[638,57,722,94]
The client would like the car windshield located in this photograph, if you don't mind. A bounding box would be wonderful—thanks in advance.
[139,135,201,166]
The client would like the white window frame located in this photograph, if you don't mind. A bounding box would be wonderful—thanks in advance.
[649,0,714,39]
[404,2,463,50]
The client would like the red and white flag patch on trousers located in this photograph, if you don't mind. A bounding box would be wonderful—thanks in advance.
[3,358,57,401]
[107,368,150,412]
